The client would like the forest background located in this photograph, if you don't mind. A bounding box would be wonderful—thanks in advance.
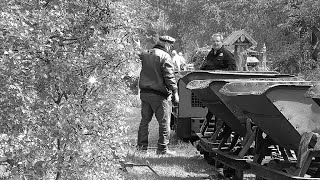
[1,0,320,179]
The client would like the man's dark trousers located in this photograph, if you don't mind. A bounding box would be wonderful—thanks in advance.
[137,93,171,152]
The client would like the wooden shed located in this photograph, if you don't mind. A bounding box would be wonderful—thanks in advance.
[223,30,258,71]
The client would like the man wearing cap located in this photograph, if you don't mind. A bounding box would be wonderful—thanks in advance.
[137,35,179,155]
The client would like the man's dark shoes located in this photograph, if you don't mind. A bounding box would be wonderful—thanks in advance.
[136,146,148,153]
[156,149,176,155]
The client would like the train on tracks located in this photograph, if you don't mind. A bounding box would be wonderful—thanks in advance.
[171,70,320,180]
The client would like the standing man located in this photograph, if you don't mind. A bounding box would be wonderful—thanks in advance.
[200,33,236,71]
[137,35,179,155]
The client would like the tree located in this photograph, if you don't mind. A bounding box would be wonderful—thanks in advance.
[158,0,320,78]
[0,0,155,179]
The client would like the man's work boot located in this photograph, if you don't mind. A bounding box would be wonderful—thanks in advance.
[136,145,148,153]
[156,149,176,156]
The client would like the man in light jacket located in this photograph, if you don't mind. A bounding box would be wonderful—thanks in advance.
[137,35,179,155]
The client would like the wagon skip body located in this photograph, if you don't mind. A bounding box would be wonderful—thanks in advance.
[220,80,320,152]
[175,70,296,140]
[185,78,293,179]
[181,73,297,179]
[219,80,320,179]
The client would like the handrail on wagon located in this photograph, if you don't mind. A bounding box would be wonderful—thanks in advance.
[186,78,314,90]
[219,81,320,96]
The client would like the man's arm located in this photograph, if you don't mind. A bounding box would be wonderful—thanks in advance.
[199,61,208,70]
[162,57,178,93]
[162,56,179,103]
[200,53,211,70]
[223,50,237,71]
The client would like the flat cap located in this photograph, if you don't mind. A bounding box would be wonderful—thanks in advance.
[159,35,175,43]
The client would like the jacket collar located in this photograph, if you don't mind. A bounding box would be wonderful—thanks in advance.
[153,44,169,53]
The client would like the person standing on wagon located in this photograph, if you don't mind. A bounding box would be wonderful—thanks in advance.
[200,33,236,71]
[200,33,237,135]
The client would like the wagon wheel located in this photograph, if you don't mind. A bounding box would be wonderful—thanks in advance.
[195,141,202,152]
[203,151,215,165]
[222,167,244,180]
[195,142,207,155]
[222,167,234,178]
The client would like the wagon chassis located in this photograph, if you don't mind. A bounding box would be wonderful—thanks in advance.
[196,121,256,180]
[197,135,251,180]
[197,125,320,180]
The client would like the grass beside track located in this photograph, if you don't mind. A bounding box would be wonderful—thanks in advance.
[121,101,227,180]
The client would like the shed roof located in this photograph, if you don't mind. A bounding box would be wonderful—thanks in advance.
[224,30,258,47]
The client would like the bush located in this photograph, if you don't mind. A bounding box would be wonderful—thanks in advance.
[188,47,210,70]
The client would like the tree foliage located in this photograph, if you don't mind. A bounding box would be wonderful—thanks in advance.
[0,0,157,179]
[155,0,320,78]
[2,0,320,179]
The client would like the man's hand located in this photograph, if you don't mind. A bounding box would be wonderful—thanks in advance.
[173,91,179,104]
